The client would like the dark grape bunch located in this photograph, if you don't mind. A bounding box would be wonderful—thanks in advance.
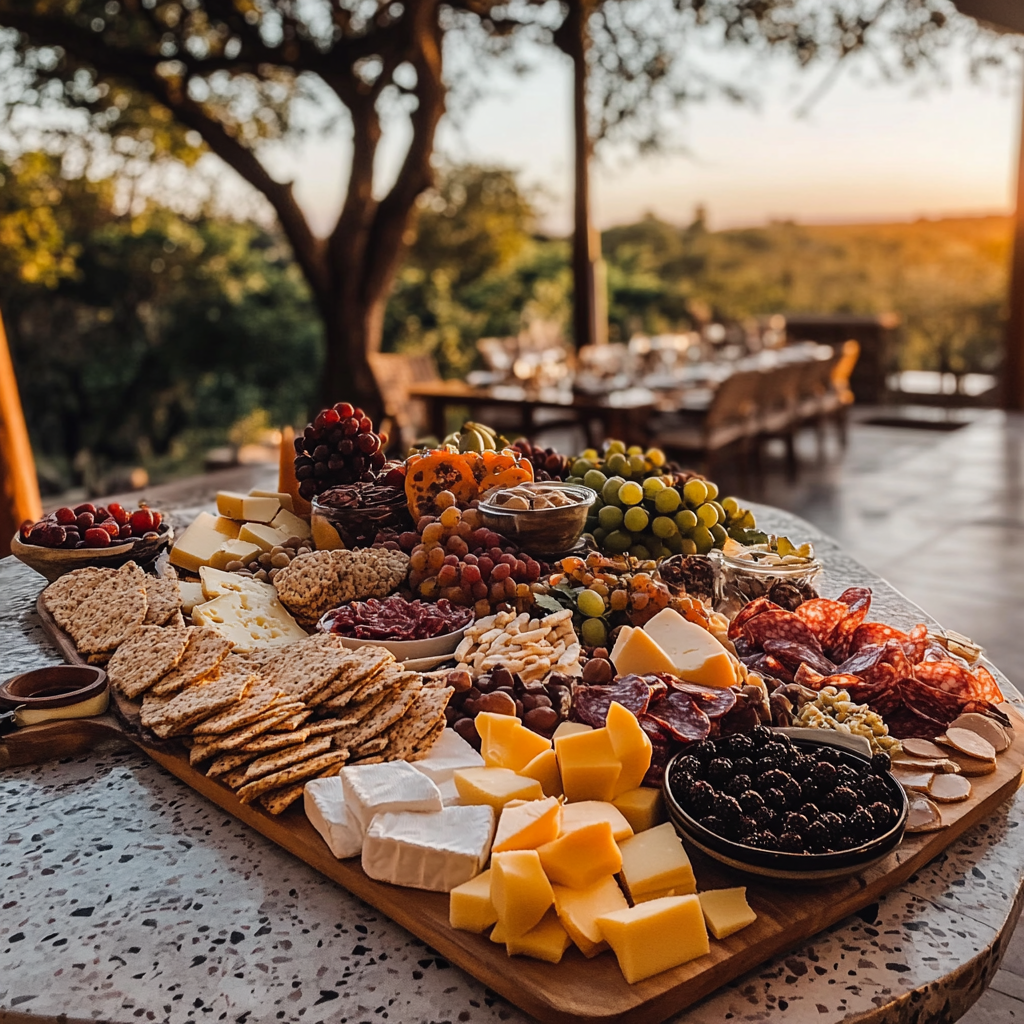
[294,402,389,499]
[668,726,899,854]
[511,439,571,481]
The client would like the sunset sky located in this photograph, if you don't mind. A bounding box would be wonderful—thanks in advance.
[273,40,1022,237]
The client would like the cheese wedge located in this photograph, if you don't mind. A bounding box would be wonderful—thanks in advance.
[199,565,277,601]
[177,580,206,615]
[552,875,628,958]
[612,788,664,833]
[555,727,621,803]
[239,521,293,553]
[190,590,307,652]
[170,511,232,573]
[449,870,498,933]
[552,720,592,742]
[490,850,554,937]
[216,491,280,522]
[341,761,444,831]
[605,701,652,797]
[617,822,696,899]
[453,767,544,810]
[493,797,562,852]
[610,626,677,678]
[519,748,563,798]
[642,608,736,689]
[212,516,242,539]
[698,887,757,939]
[596,895,710,983]
[480,715,551,772]
[559,801,633,842]
[250,488,294,513]
[537,820,622,889]
[271,506,311,541]
[209,538,261,571]
[504,909,572,964]
[304,777,364,859]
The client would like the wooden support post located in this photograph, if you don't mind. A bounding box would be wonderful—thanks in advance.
[0,311,42,555]
[1006,59,1024,411]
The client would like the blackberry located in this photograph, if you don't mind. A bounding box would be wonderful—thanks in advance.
[761,742,791,769]
[739,789,765,815]
[784,812,810,835]
[725,734,755,758]
[811,761,838,788]
[773,732,794,750]
[702,814,725,835]
[715,794,743,824]
[688,740,716,763]
[861,775,890,803]
[827,786,859,815]
[753,805,775,830]
[868,801,894,829]
[707,757,734,786]
[757,769,791,792]
[836,765,860,788]
[734,756,755,774]
[765,787,788,812]
[689,779,717,817]
[780,776,803,807]
[676,755,701,776]
[800,780,823,805]
[749,725,774,748]
[725,774,753,798]
[870,751,892,774]
[779,831,805,853]
[817,747,842,766]
[799,802,821,822]
[791,754,817,781]
[847,807,876,843]
[669,770,695,801]
[806,819,831,852]
[736,815,758,839]
[754,756,777,777]
[747,831,779,850]
[819,811,845,841]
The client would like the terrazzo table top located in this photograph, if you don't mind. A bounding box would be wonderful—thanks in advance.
[2,504,1022,1024]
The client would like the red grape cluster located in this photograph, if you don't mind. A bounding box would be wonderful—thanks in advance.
[391,504,543,617]
[511,439,571,481]
[20,503,162,549]
[293,402,388,499]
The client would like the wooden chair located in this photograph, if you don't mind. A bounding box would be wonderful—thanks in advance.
[368,351,441,451]
[754,364,802,480]
[0,310,42,556]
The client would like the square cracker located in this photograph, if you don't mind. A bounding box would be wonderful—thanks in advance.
[143,576,182,626]
[270,710,313,731]
[206,751,254,777]
[239,736,334,784]
[69,562,149,654]
[386,686,454,761]
[407,718,447,761]
[187,705,298,759]
[141,666,254,738]
[352,736,388,758]
[191,681,288,735]
[330,680,422,751]
[107,625,192,699]
[150,628,233,696]
[259,781,308,815]
[236,749,349,804]
[42,567,106,633]
[260,634,360,700]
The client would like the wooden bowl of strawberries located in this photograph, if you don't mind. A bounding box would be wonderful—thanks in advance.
[12,502,174,582]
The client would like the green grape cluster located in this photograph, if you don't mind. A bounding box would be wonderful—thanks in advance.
[564,440,668,489]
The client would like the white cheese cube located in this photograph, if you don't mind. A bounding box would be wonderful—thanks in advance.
[304,777,364,859]
[178,581,206,615]
[271,507,311,541]
[409,729,484,788]
[340,761,443,832]
[217,491,281,522]
[362,805,495,892]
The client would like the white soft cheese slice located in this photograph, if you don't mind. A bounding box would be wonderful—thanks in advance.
[190,590,307,652]
[361,805,496,892]
[304,777,363,859]
[436,778,462,806]
[340,761,443,832]
[199,564,277,601]
[409,729,484,787]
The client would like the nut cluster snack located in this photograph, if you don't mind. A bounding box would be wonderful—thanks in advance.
[795,686,901,753]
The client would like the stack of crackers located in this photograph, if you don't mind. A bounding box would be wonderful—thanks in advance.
[42,566,453,816]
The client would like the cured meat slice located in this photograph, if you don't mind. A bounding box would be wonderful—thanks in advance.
[663,679,737,720]
[638,713,672,745]
[972,666,1004,705]
[913,660,983,698]
[646,690,711,743]
[837,643,888,676]
[837,587,873,609]
[812,673,866,692]
[794,662,826,688]
[900,679,965,728]
[881,705,948,740]
[746,653,790,682]
[795,599,852,644]
[571,674,652,728]
[903,623,929,663]
[825,590,872,662]
[727,597,781,640]
[764,638,837,677]
[848,622,907,654]
[742,609,821,650]
[646,677,669,702]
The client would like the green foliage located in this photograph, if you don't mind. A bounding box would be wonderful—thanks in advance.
[1,154,320,493]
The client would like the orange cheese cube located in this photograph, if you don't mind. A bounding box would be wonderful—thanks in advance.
[537,820,622,889]
[474,711,521,749]
[453,767,543,810]
[698,887,757,939]
[490,850,554,938]
[552,875,628,958]
[449,870,498,933]
[552,720,592,742]
[610,626,677,677]
[493,797,562,852]
[504,909,572,964]
[618,822,696,899]
[605,701,653,797]
[559,801,633,842]
[519,748,562,798]
[596,895,710,984]
[480,715,551,772]
[612,788,665,833]
[555,727,621,803]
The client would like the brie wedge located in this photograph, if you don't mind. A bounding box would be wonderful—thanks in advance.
[340,761,443,832]
[304,777,363,859]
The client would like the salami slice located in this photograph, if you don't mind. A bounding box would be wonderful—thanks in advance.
[664,679,738,720]
[837,643,888,676]
[825,590,872,662]
[881,704,948,740]
[813,673,866,692]
[848,622,907,654]
[912,660,982,698]
[742,609,822,650]
[903,623,929,663]
[638,713,672,746]
[646,690,712,743]
[646,677,670,702]
[727,597,781,640]
[794,662,826,688]
[879,637,914,683]
[837,587,873,610]
[900,678,965,726]
[795,599,852,644]
[972,666,1004,705]
[764,638,837,677]
[571,674,652,728]
[746,653,790,682]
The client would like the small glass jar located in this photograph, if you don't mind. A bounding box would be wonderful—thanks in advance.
[720,548,823,609]
[311,484,412,549]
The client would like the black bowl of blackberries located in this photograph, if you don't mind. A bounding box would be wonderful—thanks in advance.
[663,727,908,881]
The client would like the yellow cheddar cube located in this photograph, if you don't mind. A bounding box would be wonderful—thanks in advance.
[519,748,562,798]
[618,822,696,900]
[552,875,628,958]
[596,895,710,984]
[493,797,562,853]
[216,491,280,522]
[552,720,592,742]
[271,506,311,541]
[605,701,653,797]
[504,910,572,964]
[610,626,677,678]
[239,521,293,552]
[537,820,622,889]
[453,767,543,810]
[612,788,665,834]
[490,918,509,943]
[209,538,262,571]
[555,727,621,803]
[212,516,241,539]
[490,850,554,938]
[481,717,551,772]
[449,870,498,933]
[699,887,757,940]
[474,711,520,749]
[642,608,736,689]
[249,488,294,513]
[170,512,232,573]
[559,801,633,842]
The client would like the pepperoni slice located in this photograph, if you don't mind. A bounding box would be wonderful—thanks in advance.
[903,623,929,664]
[848,622,907,654]
[880,704,948,740]
[837,643,887,676]
[665,679,738,720]
[727,597,781,640]
[837,587,873,609]
[879,638,914,683]
[571,674,652,728]
[742,609,822,650]
[795,599,852,644]
[645,690,712,743]
[794,662,826,688]
[825,591,872,662]
[912,660,981,698]
[972,666,1004,705]
[763,639,837,677]
[900,678,965,725]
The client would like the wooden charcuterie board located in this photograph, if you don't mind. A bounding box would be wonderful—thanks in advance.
[4,596,1023,1024]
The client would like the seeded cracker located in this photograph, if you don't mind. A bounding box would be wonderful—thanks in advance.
[191,681,288,735]
[239,736,334,783]
[259,634,361,701]
[141,667,254,739]
[206,751,254,777]
[386,686,454,761]
[188,705,299,758]
[107,624,192,699]
[143,576,182,626]
[259,782,308,815]
[240,728,312,755]
[235,749,349,804]
[42,566,106,633]
[68,562,148,654]
[150,628,232,696]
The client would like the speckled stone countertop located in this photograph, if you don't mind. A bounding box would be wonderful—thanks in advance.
[2,505,1022,1024]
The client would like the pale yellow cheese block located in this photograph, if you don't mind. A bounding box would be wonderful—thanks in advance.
[612,787,664,834]
[617,822,696,899]
[199,565,277,601]
[249,488,294,513]
[271,506,311,541]
[209,538,262,571]
[552,720,592,742]
[190,590,307,652]
[170,512,231,573]
[217,491,280,523]
[449,870,498,933]
[552,875,627,958]
[519,748,563,798]
[239,521,293,552]
[504,909,572,964]
[490,850,554,938]
[559,801,633,842]
[610,627,677,678]
[453,768,544,810]
[698,887,757,939]
[212,516,242,539]
[493,797,562,853]
[596,895,710,984]
[642,607,735,689]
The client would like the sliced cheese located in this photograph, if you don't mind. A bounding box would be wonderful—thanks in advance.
[453,767,543,810]
[609,625,634,665]
[504,909,572,964]
[190,590,307,652]
[698,887,757,940]
[559,800,634,842]
[170,511,231,573]
[537,821,622,889]
[605,701,653,797]
[612,788,664,834]
[199,564,277,601]
[239,521,293,552]
[177,580,206,615]
[552,875,628,958]
[481,716,551,772]
[341,760,443,832]
[304,777,363,859]
[617,822,696,899]
[216,490,281,522]
[212,516,242,539]
[490,849,554,937]
[250,488,294,513]
[554,727,621,803]
[519,748,563,799]
[209,538,262,571]
[642,607,735,689]
[362,805,494,892]
[552,720,592,742]
[449,869,498,933]
[610,627,677,678]
[493,797,562,852]
[271,506,311,541]
[596,895,710,984]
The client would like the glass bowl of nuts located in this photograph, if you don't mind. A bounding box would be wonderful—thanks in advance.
[478,482,595,558]
[720,536,822,608]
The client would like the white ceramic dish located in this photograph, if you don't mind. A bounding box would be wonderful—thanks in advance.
[316,614,468,664]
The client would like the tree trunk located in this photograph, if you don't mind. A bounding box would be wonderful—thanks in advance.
[319,287,385,422]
